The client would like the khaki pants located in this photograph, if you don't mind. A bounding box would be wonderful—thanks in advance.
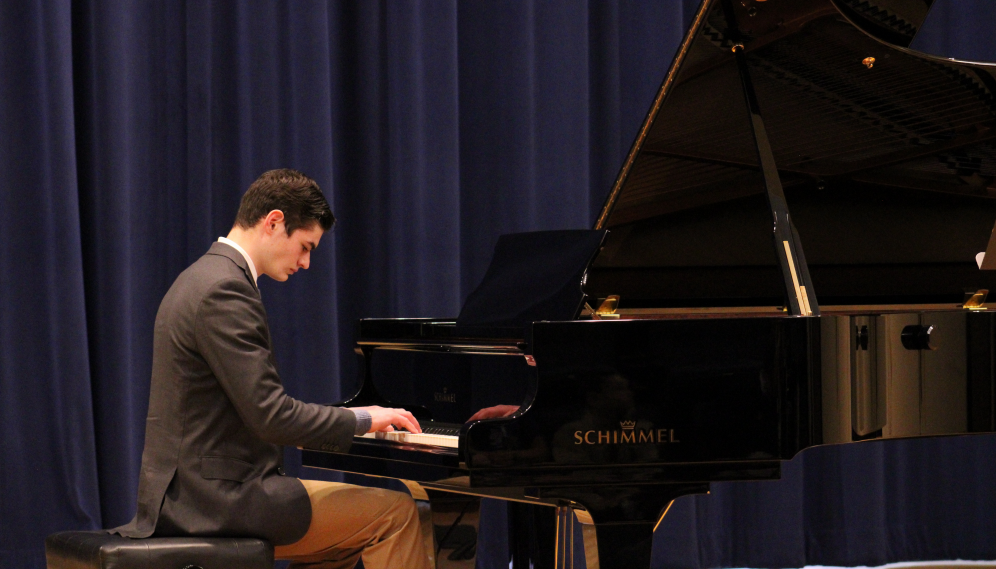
[275,479,432,569]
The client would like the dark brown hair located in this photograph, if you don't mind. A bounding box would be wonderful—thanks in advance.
[234,169,334,235]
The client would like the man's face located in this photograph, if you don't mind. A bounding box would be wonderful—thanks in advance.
[262,221,323,282]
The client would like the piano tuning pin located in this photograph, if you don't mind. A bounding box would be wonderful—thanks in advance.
[863,57,876,69]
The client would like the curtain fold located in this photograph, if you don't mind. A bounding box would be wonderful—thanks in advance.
[3,1,996,568]
[0,2,102,568]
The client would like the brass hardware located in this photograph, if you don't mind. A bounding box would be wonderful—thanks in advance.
[554,506,601,569]
[732,42,745,53]
[555,506,575,569]
[596,295,619,313]
[863,57,876,69]
[782,241,813,316]
[594,296,621,319]
[964,289,989,310]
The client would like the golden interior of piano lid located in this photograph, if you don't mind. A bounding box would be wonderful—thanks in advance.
[586,0,996,318]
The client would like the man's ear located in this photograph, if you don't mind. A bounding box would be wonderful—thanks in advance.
[261,210,285,235]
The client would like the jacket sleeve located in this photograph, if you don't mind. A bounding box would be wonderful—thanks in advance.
[193,276,356,452]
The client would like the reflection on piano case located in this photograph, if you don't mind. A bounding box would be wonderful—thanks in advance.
[303,0,996,567]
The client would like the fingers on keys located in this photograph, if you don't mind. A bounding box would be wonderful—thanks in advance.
[394,408,421,433]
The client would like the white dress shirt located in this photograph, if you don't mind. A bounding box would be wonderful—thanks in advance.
[218,236,258,286]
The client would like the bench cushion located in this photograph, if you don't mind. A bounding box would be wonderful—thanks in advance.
[45,531,273,569]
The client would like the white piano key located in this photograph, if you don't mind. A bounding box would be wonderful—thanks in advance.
[357,430,459,448]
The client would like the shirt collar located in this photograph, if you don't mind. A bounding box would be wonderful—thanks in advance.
[217,236,258,285]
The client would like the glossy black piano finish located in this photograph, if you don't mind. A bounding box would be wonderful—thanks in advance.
[465,317,816,472]
[303,0,996,567]
[305,317,804,569]
[308,311,996,568]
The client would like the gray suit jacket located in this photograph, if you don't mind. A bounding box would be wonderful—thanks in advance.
[113,242,356,545]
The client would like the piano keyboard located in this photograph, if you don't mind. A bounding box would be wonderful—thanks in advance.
[356,424,461,449]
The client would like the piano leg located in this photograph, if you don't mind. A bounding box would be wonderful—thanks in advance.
[401,481,481,569]
[508,498,672,569]
[552,484,709,569]
[509,503,558,569]
[573,508,654,569]
[398,483,704,568]
[556,506,576,568]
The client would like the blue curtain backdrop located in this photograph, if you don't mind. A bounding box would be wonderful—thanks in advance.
[1,1,995,568]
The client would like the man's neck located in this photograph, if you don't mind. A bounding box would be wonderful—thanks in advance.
[224,227,262,283]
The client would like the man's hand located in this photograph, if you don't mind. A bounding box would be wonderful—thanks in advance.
[350,406,422,434]
[467,404,520,422]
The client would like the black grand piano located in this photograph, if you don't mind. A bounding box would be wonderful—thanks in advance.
[303,0,996,567]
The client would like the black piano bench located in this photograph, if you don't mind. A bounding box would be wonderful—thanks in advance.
[44,531,273,569]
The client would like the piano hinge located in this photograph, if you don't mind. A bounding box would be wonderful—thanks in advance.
[964,289,989,310]
[593,295,621,319]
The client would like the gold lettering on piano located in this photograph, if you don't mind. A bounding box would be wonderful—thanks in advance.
[433,387,456,403]
[574,422,679,445]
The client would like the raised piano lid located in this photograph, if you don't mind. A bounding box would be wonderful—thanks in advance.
[586,0,996,314]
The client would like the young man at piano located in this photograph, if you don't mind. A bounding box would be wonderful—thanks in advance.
[112,169,432,569]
